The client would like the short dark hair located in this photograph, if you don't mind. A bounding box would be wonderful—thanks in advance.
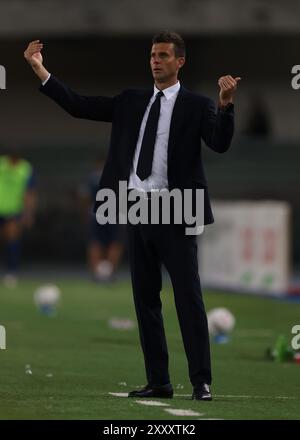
[152,31,186,58]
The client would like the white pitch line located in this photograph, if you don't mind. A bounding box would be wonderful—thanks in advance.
[135,400,170,407]
[214,394,297,400]
[165,409,204,417]
[109,392,128,397]
[108,392,297,401]
[174,393,297,400]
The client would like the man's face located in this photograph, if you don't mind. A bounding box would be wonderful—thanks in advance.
[150,43,185,83]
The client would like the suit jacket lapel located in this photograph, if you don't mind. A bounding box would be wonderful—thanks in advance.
[127,89,153,163]
[167,86,190,163]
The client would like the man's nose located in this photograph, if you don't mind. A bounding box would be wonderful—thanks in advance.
[153,59,161,66]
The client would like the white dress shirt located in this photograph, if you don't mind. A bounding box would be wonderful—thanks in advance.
[128,81,180,192]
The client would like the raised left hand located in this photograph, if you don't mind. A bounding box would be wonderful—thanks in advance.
[218,75,241,106]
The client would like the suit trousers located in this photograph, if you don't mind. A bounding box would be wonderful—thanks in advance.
[126,200,212,387]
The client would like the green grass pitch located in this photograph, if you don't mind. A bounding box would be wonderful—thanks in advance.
[1,277,300,420]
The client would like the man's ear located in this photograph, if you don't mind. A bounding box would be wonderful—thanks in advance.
[178,57,185,69]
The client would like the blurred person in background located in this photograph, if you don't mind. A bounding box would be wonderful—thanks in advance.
[79,156,124,282]
[0,146,37,287]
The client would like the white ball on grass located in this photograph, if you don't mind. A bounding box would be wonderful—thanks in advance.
[207,307,235,336]
[34,284,61,315]
[95,260,113,280]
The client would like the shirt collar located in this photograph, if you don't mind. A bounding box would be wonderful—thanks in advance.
[153,81,180,100]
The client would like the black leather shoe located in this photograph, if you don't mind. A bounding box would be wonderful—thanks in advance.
[128,383,173,398]
[192,383,212,401]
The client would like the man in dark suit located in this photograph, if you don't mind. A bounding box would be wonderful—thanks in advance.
[24,32,240,401]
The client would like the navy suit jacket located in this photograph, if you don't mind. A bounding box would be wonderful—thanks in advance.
[40,76,235,225]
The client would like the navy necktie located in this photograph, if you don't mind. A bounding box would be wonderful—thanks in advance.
[136,90,164,181]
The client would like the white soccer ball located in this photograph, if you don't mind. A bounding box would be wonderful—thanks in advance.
[207,307,235,336]
[34,284,61,310]
[95,260,113,281]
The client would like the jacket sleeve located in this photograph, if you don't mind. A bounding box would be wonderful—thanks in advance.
[200,97,234,153]
[39,75,119,122]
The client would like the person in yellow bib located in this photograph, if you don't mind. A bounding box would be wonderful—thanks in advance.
[0,147,37,287]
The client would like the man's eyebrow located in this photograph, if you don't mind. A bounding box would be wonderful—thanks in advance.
[151,51,169,56]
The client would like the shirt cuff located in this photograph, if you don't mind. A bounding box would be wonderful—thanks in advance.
[41,73,51,86]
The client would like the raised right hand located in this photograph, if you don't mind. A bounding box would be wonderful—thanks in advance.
[24,40,44,70]
[24,40,50,82]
